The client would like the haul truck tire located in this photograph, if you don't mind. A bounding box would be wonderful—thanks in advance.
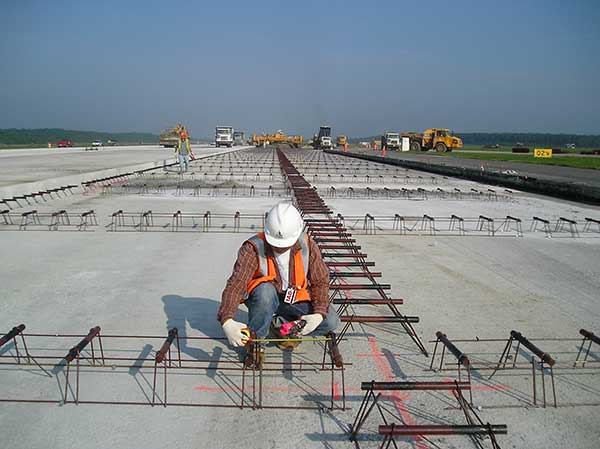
[435,143,447,152]
[410,141,421,152]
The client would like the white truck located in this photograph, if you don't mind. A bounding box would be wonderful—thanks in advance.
[313,126,333,150]
[381,132,400,151]
[215,126,234,147]
[320,135,332,149]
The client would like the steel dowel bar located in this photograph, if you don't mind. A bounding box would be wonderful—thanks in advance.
[580,329,600,345]
[21,332,340,341]
[361,381,471,391]
[379,424,508,436]
[435,331,470,366]
[0,359,346,371]
[0,399,342,410]
[330,284,391,290]
[326,262,375,267]
[0,324,26,347]
[559,217,577,225]
[341,316,419,323]
[511,330,555,366]
[155,328,178,363]
[321,253,367,258]
[64,326,101,362]
[327,332,343,368]
[314,238,356,243]
[332,299,403,305]
[306,223,345,228]
[330,272,382,278]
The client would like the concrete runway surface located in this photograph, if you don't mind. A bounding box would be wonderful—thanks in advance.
[0,146,599,449]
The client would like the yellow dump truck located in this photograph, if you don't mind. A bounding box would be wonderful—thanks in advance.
[252,131,303,148]
[402,128,462,152]
[159,126,181,148]
[336,135,347,147]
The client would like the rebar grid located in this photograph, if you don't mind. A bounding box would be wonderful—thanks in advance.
[276,148,428,356]
[0,209,98,231]
[1,185,78,210]
[427,330,600,408]
[350,380,506,449]
[0,325,347,410]
[105,210,266,232]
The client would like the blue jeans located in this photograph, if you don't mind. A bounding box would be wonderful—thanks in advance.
[178,154,189,173]
[245,282,340,339]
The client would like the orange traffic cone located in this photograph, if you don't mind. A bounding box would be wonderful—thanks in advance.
[382,145,386,157]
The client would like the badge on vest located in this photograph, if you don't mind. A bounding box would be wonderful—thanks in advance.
[284,287,298,304]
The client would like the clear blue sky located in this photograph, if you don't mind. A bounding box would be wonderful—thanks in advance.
[1,0,599,137]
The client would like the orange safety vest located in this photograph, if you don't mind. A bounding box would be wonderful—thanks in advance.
[244,232,310,302]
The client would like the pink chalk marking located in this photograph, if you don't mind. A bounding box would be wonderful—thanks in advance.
[368,337,429,449]
[333,382,341,401]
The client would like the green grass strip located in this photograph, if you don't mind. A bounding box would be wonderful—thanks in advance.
[437,151,600,170]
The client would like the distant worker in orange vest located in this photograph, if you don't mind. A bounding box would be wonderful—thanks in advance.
[175,126,192,174]
[218,202,339,368]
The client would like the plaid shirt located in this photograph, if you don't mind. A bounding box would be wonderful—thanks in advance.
[217,236,330,324]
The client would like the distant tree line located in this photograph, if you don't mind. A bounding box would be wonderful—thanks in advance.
[459,133,600,148]
[350,132,600,148]
[0,128,159,145]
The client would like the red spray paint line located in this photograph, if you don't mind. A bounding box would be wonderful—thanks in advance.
[368,336,429,449]
[357,356,511,392]
[333,381,341,402]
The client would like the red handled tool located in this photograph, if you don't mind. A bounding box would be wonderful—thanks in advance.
[279,319,307,337]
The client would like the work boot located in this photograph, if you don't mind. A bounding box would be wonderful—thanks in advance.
[276,339,302,352]
[243,343,265,369]
[270,316,302,352]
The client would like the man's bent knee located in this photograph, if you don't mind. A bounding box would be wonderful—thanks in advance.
[247,282,279,307]
[315,307,340,335]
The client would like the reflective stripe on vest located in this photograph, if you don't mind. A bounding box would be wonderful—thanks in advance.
[245,232,310,302]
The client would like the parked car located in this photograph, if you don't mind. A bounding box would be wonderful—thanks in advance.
[56,140,74,147]
[92,140,103,147]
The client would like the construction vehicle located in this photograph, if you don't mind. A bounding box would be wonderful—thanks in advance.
[252,131,303,148]
[402,128,462,152]
[336,135,347,147]
[381,132,400,151]
[233,131,245,146]
[215,126,234,147]
[160,126,184,148]
[313,126,332,150]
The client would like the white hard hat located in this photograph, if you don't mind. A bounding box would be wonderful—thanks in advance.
[264,202,304,248]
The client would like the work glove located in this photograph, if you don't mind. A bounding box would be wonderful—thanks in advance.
[222,319,248,347]
[299,313,323,336]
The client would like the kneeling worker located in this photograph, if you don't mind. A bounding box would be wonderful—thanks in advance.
[218,202,339,367]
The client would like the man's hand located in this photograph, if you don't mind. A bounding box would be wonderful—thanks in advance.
[299,313,323,336]
[222,319,248,347]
